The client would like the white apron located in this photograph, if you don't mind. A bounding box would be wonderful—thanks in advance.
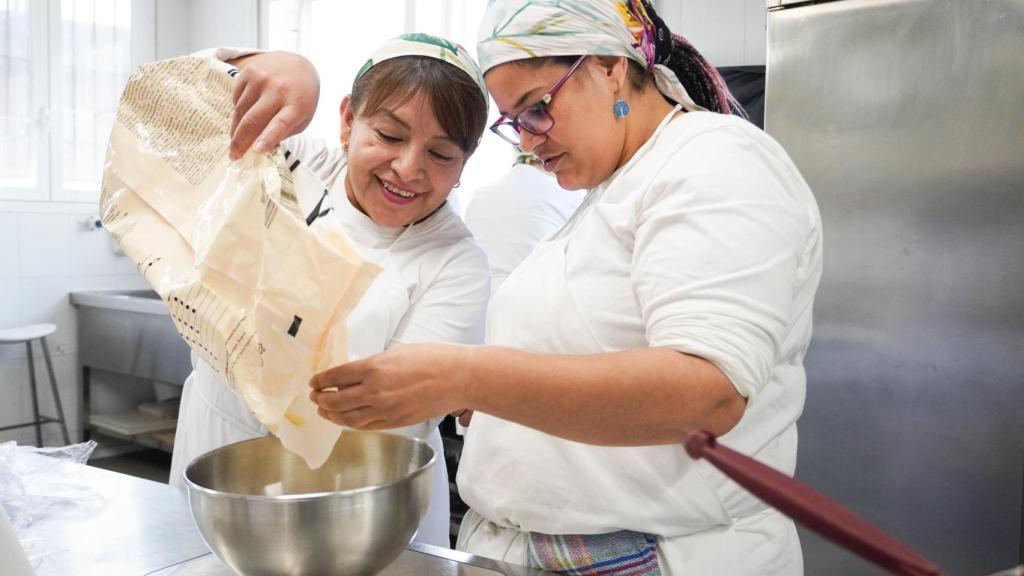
[169,247,452,549]
[456,225,803,574]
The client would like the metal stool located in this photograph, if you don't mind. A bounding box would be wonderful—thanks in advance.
[0,323,70,446]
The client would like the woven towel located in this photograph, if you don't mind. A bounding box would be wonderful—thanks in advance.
[527,530,662,575]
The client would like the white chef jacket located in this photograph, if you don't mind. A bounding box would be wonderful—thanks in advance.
[169,134,490,549]
[456,109,822,575]
[464,162,583,294]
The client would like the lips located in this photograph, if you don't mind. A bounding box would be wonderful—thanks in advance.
[542,154,564,172]
[377,177,421,205]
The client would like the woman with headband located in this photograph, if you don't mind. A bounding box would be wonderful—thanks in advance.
[168,34,491,548]
[310,1,822,573]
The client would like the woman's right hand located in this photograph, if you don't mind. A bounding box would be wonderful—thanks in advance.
[228,51,320,160]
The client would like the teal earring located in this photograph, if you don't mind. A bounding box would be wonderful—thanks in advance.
[613,92,630,119]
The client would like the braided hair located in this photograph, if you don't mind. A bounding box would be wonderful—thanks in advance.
[631,0,744,116]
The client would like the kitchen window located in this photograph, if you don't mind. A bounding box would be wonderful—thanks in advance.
[0,0,154,204]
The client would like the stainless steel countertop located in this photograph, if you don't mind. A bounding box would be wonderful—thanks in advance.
[17,454,207,576]
[149,541,542,576]
[14,453,545,576]
[70,289,170,316]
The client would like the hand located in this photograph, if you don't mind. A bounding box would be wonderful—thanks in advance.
[309,344,472,430]
[228,51,319,159]
[451,409,474,428]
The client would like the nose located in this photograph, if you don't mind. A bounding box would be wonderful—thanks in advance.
[518,130,545,154]
[391,144,426,182]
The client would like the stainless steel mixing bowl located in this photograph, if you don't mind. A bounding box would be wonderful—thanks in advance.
[184,431,435,576]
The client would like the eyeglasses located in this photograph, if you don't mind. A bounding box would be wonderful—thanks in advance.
[489,55,587,146]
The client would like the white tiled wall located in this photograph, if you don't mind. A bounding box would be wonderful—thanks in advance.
[0,209,150,446]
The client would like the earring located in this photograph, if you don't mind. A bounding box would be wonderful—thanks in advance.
[614,92,630,119]
[342,141,349,154]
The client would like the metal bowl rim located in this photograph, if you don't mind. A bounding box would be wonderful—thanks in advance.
[182,430,437,503]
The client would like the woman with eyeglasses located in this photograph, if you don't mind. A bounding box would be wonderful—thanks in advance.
[309,1,822,573]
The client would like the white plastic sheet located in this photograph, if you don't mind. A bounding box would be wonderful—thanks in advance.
[0,441,99,531]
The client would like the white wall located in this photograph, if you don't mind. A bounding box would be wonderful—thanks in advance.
[155,0,191,58]
[656,0,767,67]
[189,0,259,51]
[0,211,153,446]
[0,0,259,448]
[149,0,260,58]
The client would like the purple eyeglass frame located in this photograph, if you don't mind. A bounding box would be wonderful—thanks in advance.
[489,55,588,146]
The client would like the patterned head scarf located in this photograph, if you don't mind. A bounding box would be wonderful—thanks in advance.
[355,33,489,108]
[477,0,702,112]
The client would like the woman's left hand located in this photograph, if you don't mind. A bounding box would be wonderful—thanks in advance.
[309,344,471,430]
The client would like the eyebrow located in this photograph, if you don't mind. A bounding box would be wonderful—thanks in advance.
[382,111,411,131]
[501,86,546,116]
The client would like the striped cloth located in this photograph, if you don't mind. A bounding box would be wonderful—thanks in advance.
[354,32,488,105]
[527,530,663,575]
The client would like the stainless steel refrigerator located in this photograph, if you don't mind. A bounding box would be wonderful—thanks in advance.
[765,0,1024,574]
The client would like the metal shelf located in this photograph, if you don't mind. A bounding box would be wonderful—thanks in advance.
[89,411,177,441]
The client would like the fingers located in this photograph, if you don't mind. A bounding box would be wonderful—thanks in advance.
[225,51,319,160]
[228,67,272,160]
[309,358,370,391]
[230,80,259,141]
[230,61,249,103]
[309,385,371,413]
[228,82,304,160]
[230,96,281,160]
[253,106,303,155]
[316,406,387,430]
[449,408,474,428]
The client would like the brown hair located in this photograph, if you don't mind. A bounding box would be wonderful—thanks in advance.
[349,56,488,156]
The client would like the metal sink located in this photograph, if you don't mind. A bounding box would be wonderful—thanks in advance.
[70,289,168,315]
[109,289,162,299]
[70,289,191,389]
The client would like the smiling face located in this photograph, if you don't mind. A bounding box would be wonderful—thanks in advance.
[485,58,628,191]
[340,93,464,228]
[337,55,487,228]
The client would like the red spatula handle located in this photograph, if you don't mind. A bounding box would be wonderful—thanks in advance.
[684,430,947,576]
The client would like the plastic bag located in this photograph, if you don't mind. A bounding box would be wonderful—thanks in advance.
[0,440,100,530]
[0,502,35,576]
[100,55,379,469]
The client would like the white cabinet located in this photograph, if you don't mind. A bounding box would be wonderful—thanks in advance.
[654,0,766,67]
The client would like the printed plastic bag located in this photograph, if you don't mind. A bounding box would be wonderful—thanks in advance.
[101,55,378,468]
